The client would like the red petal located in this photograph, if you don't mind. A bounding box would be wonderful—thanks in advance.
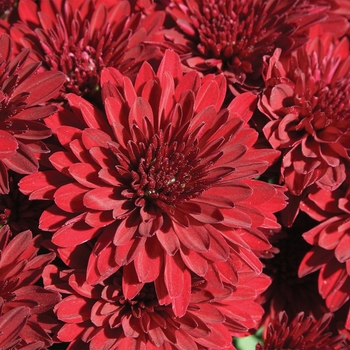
[67,93,110,132]
[52,221,101,247]
[14,71,65,105]
[54,183,88,213]
[164,252,184,299]
[0,131,18,159]
[134,236,163,283]
[55,295,93,323]
[194,80,219,113]
[157,49,182,85]
[0,307,29,348]
[2,142,38,174]
[172,268,191,317]
[83,187,119,211]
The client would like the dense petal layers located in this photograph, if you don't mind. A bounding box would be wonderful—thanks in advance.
[0,33,65,194]
[258,34,350,196]
[299,184,350,337]
[20,50,286,313]
[0,225,61,347]
[256,311,347,350]
[43,258,270,349]
[9,0,164,101]
[163,0,328,93]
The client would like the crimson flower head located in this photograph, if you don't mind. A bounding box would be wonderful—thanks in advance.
[256,311,347,350]
[259,34,350,196]
[0,33,65,194]
[10,0,165,101]
[0,225,61,348]
[299,183,350,337]
[20,50,286,314]
[43,256,270,349]
[163,0,328,93]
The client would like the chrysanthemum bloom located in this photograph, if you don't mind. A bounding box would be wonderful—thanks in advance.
[256,311,347,350]
[9,0,165,102]
[20,50,286,313]
[299,183,350,338]
[259,33,350,197]
[43,257,270,350]
[0,33,66,195]
[0,225,61,347]
[163,0,328,94]
[257,212,329,336]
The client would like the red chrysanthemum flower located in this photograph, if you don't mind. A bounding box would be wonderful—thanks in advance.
[9,0,165,101]
[43,257,270,350]
[163,0,328,94]
[299,183,350,337]
[0,33,65,195]
[256,311,347,350]
[20,50,286,314]
[0,225,61,348]
[258,34,350,196]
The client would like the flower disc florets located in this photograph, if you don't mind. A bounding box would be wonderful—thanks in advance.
[164,0,328,93]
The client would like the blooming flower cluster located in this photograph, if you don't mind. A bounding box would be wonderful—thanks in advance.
[0,1,349,349]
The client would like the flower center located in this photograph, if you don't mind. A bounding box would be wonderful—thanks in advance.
[293,76,350,132]
[0,0,15,17]
[128,131,207,206]
[312,78,350,130]
[196,0,270,73]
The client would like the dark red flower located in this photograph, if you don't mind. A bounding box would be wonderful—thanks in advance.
[9,0,165,101]
[299,183,350,337]
[256,311,347,350]
[258,34,350,196]
[0,225,61,348]
[0,33,66,194]
[43,257,270,349]
[20,50,286,314]
[163,0,328,94]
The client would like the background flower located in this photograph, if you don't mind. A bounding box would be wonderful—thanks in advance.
[258,34,350,198]
[256,311,347,350]
[43,255,270,349]
[163,0,328,94]
[9,0,165,102]
[0,225,61,348]
[0,33,65,194]
[299,182,350,339]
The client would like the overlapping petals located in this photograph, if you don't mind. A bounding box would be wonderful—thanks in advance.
[299,183,350,336]
[163,0,328,93]
[256,311,347,350]
[0,225,61,348]
[43,256,270,350]
[0,33,65,194]
[259,34,350,196]
[9,0,165,101]
[20,50,286,314]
